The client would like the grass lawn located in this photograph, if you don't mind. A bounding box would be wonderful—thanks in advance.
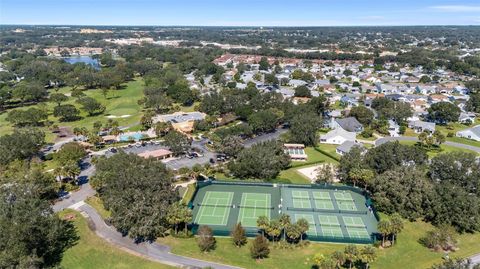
[71,193,480,269]
[180,183,196,204]
[276,146,339,184]
[157,219,480,269]
[398,141,478,157]
[403,128,418,137]
[0,79,145,142]
[58,210,172,269]
[85,196,111,219]
[447,136,480,148]
[436,122,472,135]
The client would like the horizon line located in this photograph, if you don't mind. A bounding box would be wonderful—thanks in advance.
[1,23,480,28]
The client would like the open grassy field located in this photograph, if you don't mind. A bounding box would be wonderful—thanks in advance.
[0,79,145,142]
[58,210,172,269]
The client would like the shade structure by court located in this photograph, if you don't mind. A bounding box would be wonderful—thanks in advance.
[190,181,379,244]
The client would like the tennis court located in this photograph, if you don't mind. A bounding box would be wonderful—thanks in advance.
[238,193,272,227]
[346,227,371,239]
[334,192,354,201]
[318,215,343,237]
[343,216,366,227]
[194,191,233,226]
[191,181,379,244]
[291,190,312,209]
[294,213,317,235]
[312,191,335,210]
[337,200,357,211]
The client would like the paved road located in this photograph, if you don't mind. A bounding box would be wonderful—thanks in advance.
[375,136,480,153]
[73,203,241,269]
[471,253,480,267]
[244,128,288,148]
[53,158,96,212]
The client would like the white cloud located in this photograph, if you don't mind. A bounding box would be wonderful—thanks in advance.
[431,5,480,12]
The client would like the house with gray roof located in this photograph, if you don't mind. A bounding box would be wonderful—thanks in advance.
[336,141,365,156]
[408,120,436,133]
[456,125,480,141]
[332,117,364,133]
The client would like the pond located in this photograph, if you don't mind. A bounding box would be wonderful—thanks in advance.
[63,56,101,69]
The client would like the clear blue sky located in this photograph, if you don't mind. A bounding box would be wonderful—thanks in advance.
[1,0,480,26]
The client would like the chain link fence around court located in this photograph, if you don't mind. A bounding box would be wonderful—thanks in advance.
[190,180,378,244]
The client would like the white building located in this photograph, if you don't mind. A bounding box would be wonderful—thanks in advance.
[456,125,480,141]
[320,128,357,145]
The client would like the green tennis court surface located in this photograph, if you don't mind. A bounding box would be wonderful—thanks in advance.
[191,181,379,244]
[292,190,312,209]
[318,215,340,226]
[346,227,370,239]
[314,199,335,210]
[238,193,272,227]
[337,200,357,211]
[343,216,366,228]
[294,214,317,235]
[194,191,233,225]
[312,191,331,200]
[334,192,354,201]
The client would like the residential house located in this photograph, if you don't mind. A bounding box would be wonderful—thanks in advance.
[458,112,476,124]
[336,141,365,156]
[388,120,400,137]
[288,79,307,87]
[320,128,357,145]
[408,120,436,133]
[456,125,480,141]
[332,117,364,133]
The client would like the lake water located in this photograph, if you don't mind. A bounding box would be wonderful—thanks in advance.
[63,56,101,69]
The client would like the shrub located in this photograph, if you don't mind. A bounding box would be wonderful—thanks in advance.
[250,235,270,259]
[197,225,216,252]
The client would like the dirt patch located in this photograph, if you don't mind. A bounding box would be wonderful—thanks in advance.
[297,164,339,183]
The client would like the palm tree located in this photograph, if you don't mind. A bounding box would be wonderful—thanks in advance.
[278,213,291,241]
[166,203,183,234]
[389,213,404,245]
[285,223,301,243]
[296,218,309,243]
[359,246,377,269]
[344,244,358,269]
[377,219,392,247]
[256,216,269,237]
[53,167,64,182]
[266,220,281,243]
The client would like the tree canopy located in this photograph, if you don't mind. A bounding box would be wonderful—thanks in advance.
[91,152,178,240]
